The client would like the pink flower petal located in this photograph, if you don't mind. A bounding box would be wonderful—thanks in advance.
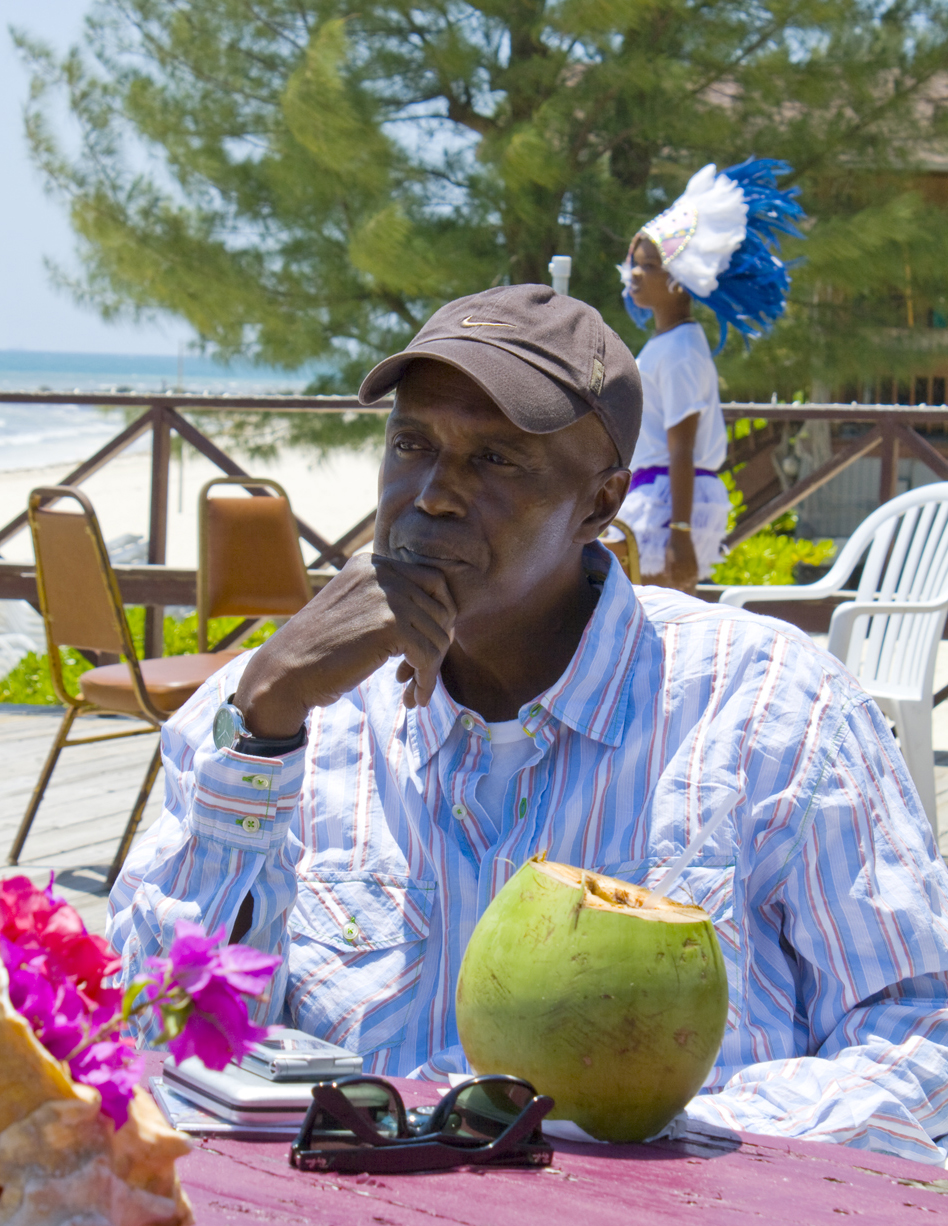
[168,1012,234,1070]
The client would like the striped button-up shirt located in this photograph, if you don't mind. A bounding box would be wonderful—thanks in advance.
[108,547,948,1166]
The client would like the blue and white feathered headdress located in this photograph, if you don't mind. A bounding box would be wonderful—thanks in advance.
[617,158,805,351]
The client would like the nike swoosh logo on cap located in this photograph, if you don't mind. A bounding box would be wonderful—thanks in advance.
[460,316,515,328]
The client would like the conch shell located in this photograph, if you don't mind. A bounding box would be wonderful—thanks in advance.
[0,961,193,1225]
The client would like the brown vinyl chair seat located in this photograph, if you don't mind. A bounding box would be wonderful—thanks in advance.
[79,651,245,716]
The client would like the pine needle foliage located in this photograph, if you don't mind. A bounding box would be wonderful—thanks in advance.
[12,0,948,422]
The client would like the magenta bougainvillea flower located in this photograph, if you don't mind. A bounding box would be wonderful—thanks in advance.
[143,920,279,1071]
[0,875,280,1127]
[69,1040,143,1127]
[0,875,120,1006]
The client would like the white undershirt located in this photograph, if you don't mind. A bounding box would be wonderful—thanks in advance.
[476,719,535,828]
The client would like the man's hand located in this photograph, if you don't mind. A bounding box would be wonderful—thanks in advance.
[234,553,457,739]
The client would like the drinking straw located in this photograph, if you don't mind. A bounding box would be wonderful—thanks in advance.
[643,787,739,906]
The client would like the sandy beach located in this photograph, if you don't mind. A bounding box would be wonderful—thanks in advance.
[0,440,382,568]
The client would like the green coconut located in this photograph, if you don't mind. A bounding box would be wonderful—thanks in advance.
[455,856,728,1142]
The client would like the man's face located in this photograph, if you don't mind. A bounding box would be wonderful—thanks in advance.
[374,359,622,621]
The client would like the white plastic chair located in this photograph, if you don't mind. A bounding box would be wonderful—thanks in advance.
[719,483,948,831]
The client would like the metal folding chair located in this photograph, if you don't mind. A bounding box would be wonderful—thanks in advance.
[197,476,313,652]
[11,486,242,884]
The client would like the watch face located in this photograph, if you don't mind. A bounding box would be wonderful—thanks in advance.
[213,704,242,751]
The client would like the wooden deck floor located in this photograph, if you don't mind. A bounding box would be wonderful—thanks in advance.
[0,705,164,933]
[4,700,948,939]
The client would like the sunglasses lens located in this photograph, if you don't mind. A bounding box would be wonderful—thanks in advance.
[337,1080,403,1139]
[437,1079,534,1141]
[303,1080,403,1145]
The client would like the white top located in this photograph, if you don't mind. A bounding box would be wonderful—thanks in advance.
[629,321,727,473]
[475,718,535,829]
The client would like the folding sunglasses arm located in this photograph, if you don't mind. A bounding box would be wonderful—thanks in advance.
[468,1095,555,1164]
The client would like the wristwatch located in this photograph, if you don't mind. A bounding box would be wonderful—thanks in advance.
[213,699,306,758]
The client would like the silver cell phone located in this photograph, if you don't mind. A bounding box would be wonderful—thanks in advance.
[238,1029,364,1081]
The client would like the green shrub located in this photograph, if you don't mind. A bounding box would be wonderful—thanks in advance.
[711,530,835,587]
[0,649,92,705]
[713,466,836,587]
[0,610,276,705]
[711,503,836,587]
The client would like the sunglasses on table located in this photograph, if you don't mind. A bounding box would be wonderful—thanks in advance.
[289,1073,555,1175]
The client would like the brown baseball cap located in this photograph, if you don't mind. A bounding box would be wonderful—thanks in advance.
[358,284,642,466]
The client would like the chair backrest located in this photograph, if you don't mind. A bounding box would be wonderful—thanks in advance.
[27,486,161,718]
[839,484,948,696]
[198,476,313,651]
[600,518,642,584]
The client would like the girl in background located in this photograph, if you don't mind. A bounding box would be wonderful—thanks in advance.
[615,160,804,593]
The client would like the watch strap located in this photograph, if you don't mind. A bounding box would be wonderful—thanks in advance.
[235,725,307,758]
[219,695,306,758]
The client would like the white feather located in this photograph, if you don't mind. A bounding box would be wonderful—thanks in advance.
[641,164,748,298]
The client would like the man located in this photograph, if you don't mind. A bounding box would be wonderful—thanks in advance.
[109,285,948,1165]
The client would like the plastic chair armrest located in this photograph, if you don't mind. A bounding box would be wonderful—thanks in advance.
[718,581,839,608]
[827,597,948,661]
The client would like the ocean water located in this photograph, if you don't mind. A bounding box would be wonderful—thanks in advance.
[0,349,322,472]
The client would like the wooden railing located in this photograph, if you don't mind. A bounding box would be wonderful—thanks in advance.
[722,402,948,546]
[1,392,948,656]
[0,391,391,658]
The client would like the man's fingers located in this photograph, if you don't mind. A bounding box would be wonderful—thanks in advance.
[396,652,440,708]
[397,613,451,706]
[392,602,452,708]
[372,554,458,627]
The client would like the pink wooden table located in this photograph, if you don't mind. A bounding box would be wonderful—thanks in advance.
[142,1056,948,1224]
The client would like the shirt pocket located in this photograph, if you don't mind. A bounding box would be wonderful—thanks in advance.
[597,859,743,1033]
[288,872,437,1054]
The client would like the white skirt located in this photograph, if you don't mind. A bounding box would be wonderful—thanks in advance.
[607,473,731,580]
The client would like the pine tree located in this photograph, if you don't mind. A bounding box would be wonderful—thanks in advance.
[14,0,948,420]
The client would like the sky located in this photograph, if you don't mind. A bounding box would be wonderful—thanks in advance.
[0,0,193,356]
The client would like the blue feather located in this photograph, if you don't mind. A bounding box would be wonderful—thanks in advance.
[622,158,806,353]
[693,158,806,352]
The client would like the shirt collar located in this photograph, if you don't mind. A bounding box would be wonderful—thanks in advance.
[407,544,646,769]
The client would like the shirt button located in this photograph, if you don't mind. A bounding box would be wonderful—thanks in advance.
[452,804,468,820]
[461,715,474,731]
[241,816,261,833]
[529,704,542,716]
[251,775,269,790]
[343,920,359,943]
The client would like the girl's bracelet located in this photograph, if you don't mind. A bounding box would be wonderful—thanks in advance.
[669,521,692,532]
